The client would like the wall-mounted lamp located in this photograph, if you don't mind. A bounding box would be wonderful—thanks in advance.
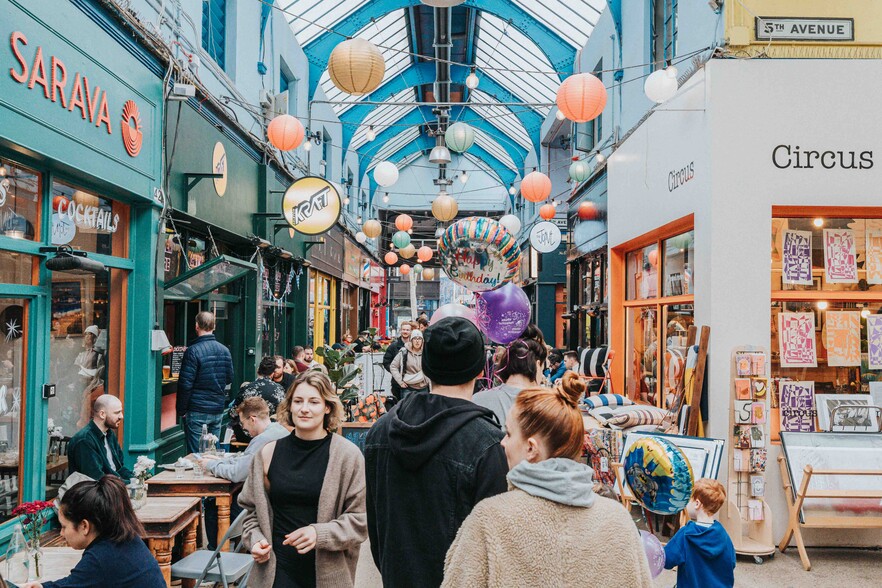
[303,130,322,152]
[40,246,106,275]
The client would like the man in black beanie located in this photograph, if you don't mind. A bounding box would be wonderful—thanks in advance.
[365,317,508,588]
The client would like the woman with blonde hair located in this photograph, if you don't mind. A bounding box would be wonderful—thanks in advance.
[239,371,367,588]
[443,372,652,587]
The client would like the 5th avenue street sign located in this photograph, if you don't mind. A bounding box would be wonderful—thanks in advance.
[756,17,854,42]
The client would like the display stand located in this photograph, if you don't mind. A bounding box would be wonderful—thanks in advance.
[718,346,776,562]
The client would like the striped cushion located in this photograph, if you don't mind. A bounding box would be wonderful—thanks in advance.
[582,394,634,410]
[580,346,610,377]
[606,406,668,429]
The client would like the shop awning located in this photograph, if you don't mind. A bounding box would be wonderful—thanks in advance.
[163,255,256,301]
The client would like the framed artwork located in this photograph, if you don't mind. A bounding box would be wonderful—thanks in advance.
[778,312,817,368]
[816,394,879,432]
[782,229,813,285]
[823,229,858,283]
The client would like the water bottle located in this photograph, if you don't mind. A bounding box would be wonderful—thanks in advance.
[199,423,210,454]
[6,524,28,583]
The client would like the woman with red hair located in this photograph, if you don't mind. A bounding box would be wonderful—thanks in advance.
[442,372,652,587]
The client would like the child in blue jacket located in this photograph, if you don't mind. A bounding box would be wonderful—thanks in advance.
[664,478,736,588]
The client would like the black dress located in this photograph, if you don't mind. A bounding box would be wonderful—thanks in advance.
[268,432,332,588]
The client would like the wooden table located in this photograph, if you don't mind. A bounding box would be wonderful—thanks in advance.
[137,496,200,587]
[147,468,242,551]
[5,546,82,586]
[0,456,68,476]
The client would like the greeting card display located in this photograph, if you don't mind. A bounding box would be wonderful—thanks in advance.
[735,379,751,400]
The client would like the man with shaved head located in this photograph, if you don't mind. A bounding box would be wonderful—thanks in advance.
[68,394,133,480]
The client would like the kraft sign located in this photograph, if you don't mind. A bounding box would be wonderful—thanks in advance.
[281,176,342,235]
[8,31,144,157]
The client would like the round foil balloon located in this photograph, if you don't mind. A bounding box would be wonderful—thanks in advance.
[624,436,694,515]
[475,283,531,344]
[640,531,666,578]
[439,217,521,292]
[430,303,477,326]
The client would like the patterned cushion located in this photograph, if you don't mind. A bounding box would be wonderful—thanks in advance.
[606,406,668,429]
[582,394,634,410]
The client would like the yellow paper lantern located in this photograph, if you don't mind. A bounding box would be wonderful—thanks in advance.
[267,115,304,151]
[362,219,382,239]
[328,39,386,96]
[422,268,435,280]
[521,171,552,203]
[432,194,458,222]
[399,244,416,259]
[556,73,607,123]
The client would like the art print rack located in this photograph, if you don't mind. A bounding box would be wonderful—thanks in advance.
[718,346,776,562]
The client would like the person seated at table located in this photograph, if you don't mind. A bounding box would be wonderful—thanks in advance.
[229,356,286,442]
[68,395,133,481]
[199,397,289,550]
[21,476,166,588]
[239,371,367,588]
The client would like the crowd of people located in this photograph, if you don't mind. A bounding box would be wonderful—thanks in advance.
[23,311,737,588]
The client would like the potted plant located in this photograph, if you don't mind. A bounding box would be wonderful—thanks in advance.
[11,500,54,580]
[315,344,362,420]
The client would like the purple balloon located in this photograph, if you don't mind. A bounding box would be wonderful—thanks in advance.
[430,303,477,326]
[640,530,665,578]
[475,283,531,344]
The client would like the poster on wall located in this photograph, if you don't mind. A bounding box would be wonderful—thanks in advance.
[778,312,817,368]
[867,315,882,370]
[866,230,882,285]
[824,311,861,367]
[780,381,816,433]
[782,230,813,285]
[823,229,858,283]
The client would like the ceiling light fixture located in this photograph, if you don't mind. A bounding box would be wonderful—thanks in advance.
[429,141,452,165]
[465,67,479,90]
[366,126,376,142]
[460,171,468,184]
[508,184,517,196]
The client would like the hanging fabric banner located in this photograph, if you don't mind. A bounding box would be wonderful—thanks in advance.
[823,228,858,283]
[782,230,812,285]
[824,311,861,367]
[778,312,817,368]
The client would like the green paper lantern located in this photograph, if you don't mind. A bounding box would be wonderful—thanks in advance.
[445,122,475,153]
[569,160,591,183]
[413,264,424,274]
[392,230,411,249]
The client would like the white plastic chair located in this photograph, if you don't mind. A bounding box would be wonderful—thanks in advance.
[170,509,254,588]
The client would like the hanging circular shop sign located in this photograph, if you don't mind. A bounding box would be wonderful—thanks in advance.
[50,213,76,245]
[529,221,562,253]
[212,142,227,196]
[281,176,342,235]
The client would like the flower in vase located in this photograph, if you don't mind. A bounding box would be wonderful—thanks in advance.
[132,456,156,483]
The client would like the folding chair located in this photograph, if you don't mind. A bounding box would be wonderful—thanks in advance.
[579,346,614,396]
[171,509,254,588]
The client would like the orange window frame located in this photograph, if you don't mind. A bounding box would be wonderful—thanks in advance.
[610,214,695,405]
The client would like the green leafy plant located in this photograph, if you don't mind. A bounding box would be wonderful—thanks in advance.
[315,344,361,403]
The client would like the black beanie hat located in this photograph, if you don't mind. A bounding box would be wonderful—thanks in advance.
[422,317,485,386]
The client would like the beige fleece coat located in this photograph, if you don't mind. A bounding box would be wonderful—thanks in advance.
[238,433,367,588]
[442,490,653,588]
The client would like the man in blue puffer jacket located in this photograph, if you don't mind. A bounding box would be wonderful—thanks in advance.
[176,311,234,453]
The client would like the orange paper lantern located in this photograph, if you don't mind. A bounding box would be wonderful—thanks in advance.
[539,204,556,220]
[556,73,607,123]
[400,264,411,275]
[395,214,413,232]
[384,251,398,265]
[521,171,551,203]
[578,201,599,221]
[648,249,659,267]
[417,246,433,262]
[267,115,305,151]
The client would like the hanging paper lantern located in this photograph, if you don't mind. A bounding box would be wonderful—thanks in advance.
[648,249,659,267]
[373,161,399,187]
[498,214,522,237]
[395,214,413,232]
[52,195,70,211]
[417,246,433,262]
[445,122,475,153]
[422,267,435,280]
[355,231,367,244]
[578,201,599,221]
[399,244,416,259]
[421,0,465,7]
[569,159,591,183]
[392,230,411,249]
[644,69,679,103]
[556,73,607,123]
[400,263,411,275]
[539,204,556,220]
[521,171,552,203]
[384,251,398,265]
[362,219,382,239]
[267,114,305,151]
[413,263,424,274]
[432,193,458,222]
[327,38,386,96]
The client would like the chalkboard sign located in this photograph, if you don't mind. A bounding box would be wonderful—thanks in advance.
[170,346,187,377]
[340,423,372,454]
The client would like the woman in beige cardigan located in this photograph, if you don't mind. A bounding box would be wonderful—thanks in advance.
[239,371,367,588]
[443,373,653,587]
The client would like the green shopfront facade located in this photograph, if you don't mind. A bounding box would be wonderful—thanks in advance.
[0,0,163,534]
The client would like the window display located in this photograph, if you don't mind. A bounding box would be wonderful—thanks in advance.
[0,299,26,519]
[51,181,128,257]
[0,163,40,241]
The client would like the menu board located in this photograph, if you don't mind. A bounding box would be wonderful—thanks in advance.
[170,346,187,376]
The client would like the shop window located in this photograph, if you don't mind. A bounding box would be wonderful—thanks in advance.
[0,254,36,285]
[202,0,227,70]
[650,0,678,69]
[626,243,659,300]
[663,230,694,296]
[0,298,25,519]
[51,181,129,257]
[0,161,40,241]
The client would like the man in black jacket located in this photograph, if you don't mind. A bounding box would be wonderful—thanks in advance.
[382,321,412,401]
[365,317,507,588]
[68,394,133,481]
[176,311,234,453]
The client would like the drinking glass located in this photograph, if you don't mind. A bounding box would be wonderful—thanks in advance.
[193,461,204,479]
[174,463,186,479]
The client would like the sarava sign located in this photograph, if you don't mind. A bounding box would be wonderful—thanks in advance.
[8,31,144,157]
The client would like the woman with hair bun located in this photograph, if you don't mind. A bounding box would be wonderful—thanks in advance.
[21,476,165,588]
[443,372,652,587]
[473,337,548,431]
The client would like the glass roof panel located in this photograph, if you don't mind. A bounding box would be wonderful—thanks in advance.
[281,0,363,47]
[466,90,532,152]
[365,127,421,171]
[350,88,419,151]
[473,129,517,172]
[509,0,604,49]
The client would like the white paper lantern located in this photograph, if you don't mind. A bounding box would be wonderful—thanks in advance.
[374,161,399,187]
[355,231,367,244]
[644,69,678,103]
[499,214,522,237]
[445,122,475,153]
